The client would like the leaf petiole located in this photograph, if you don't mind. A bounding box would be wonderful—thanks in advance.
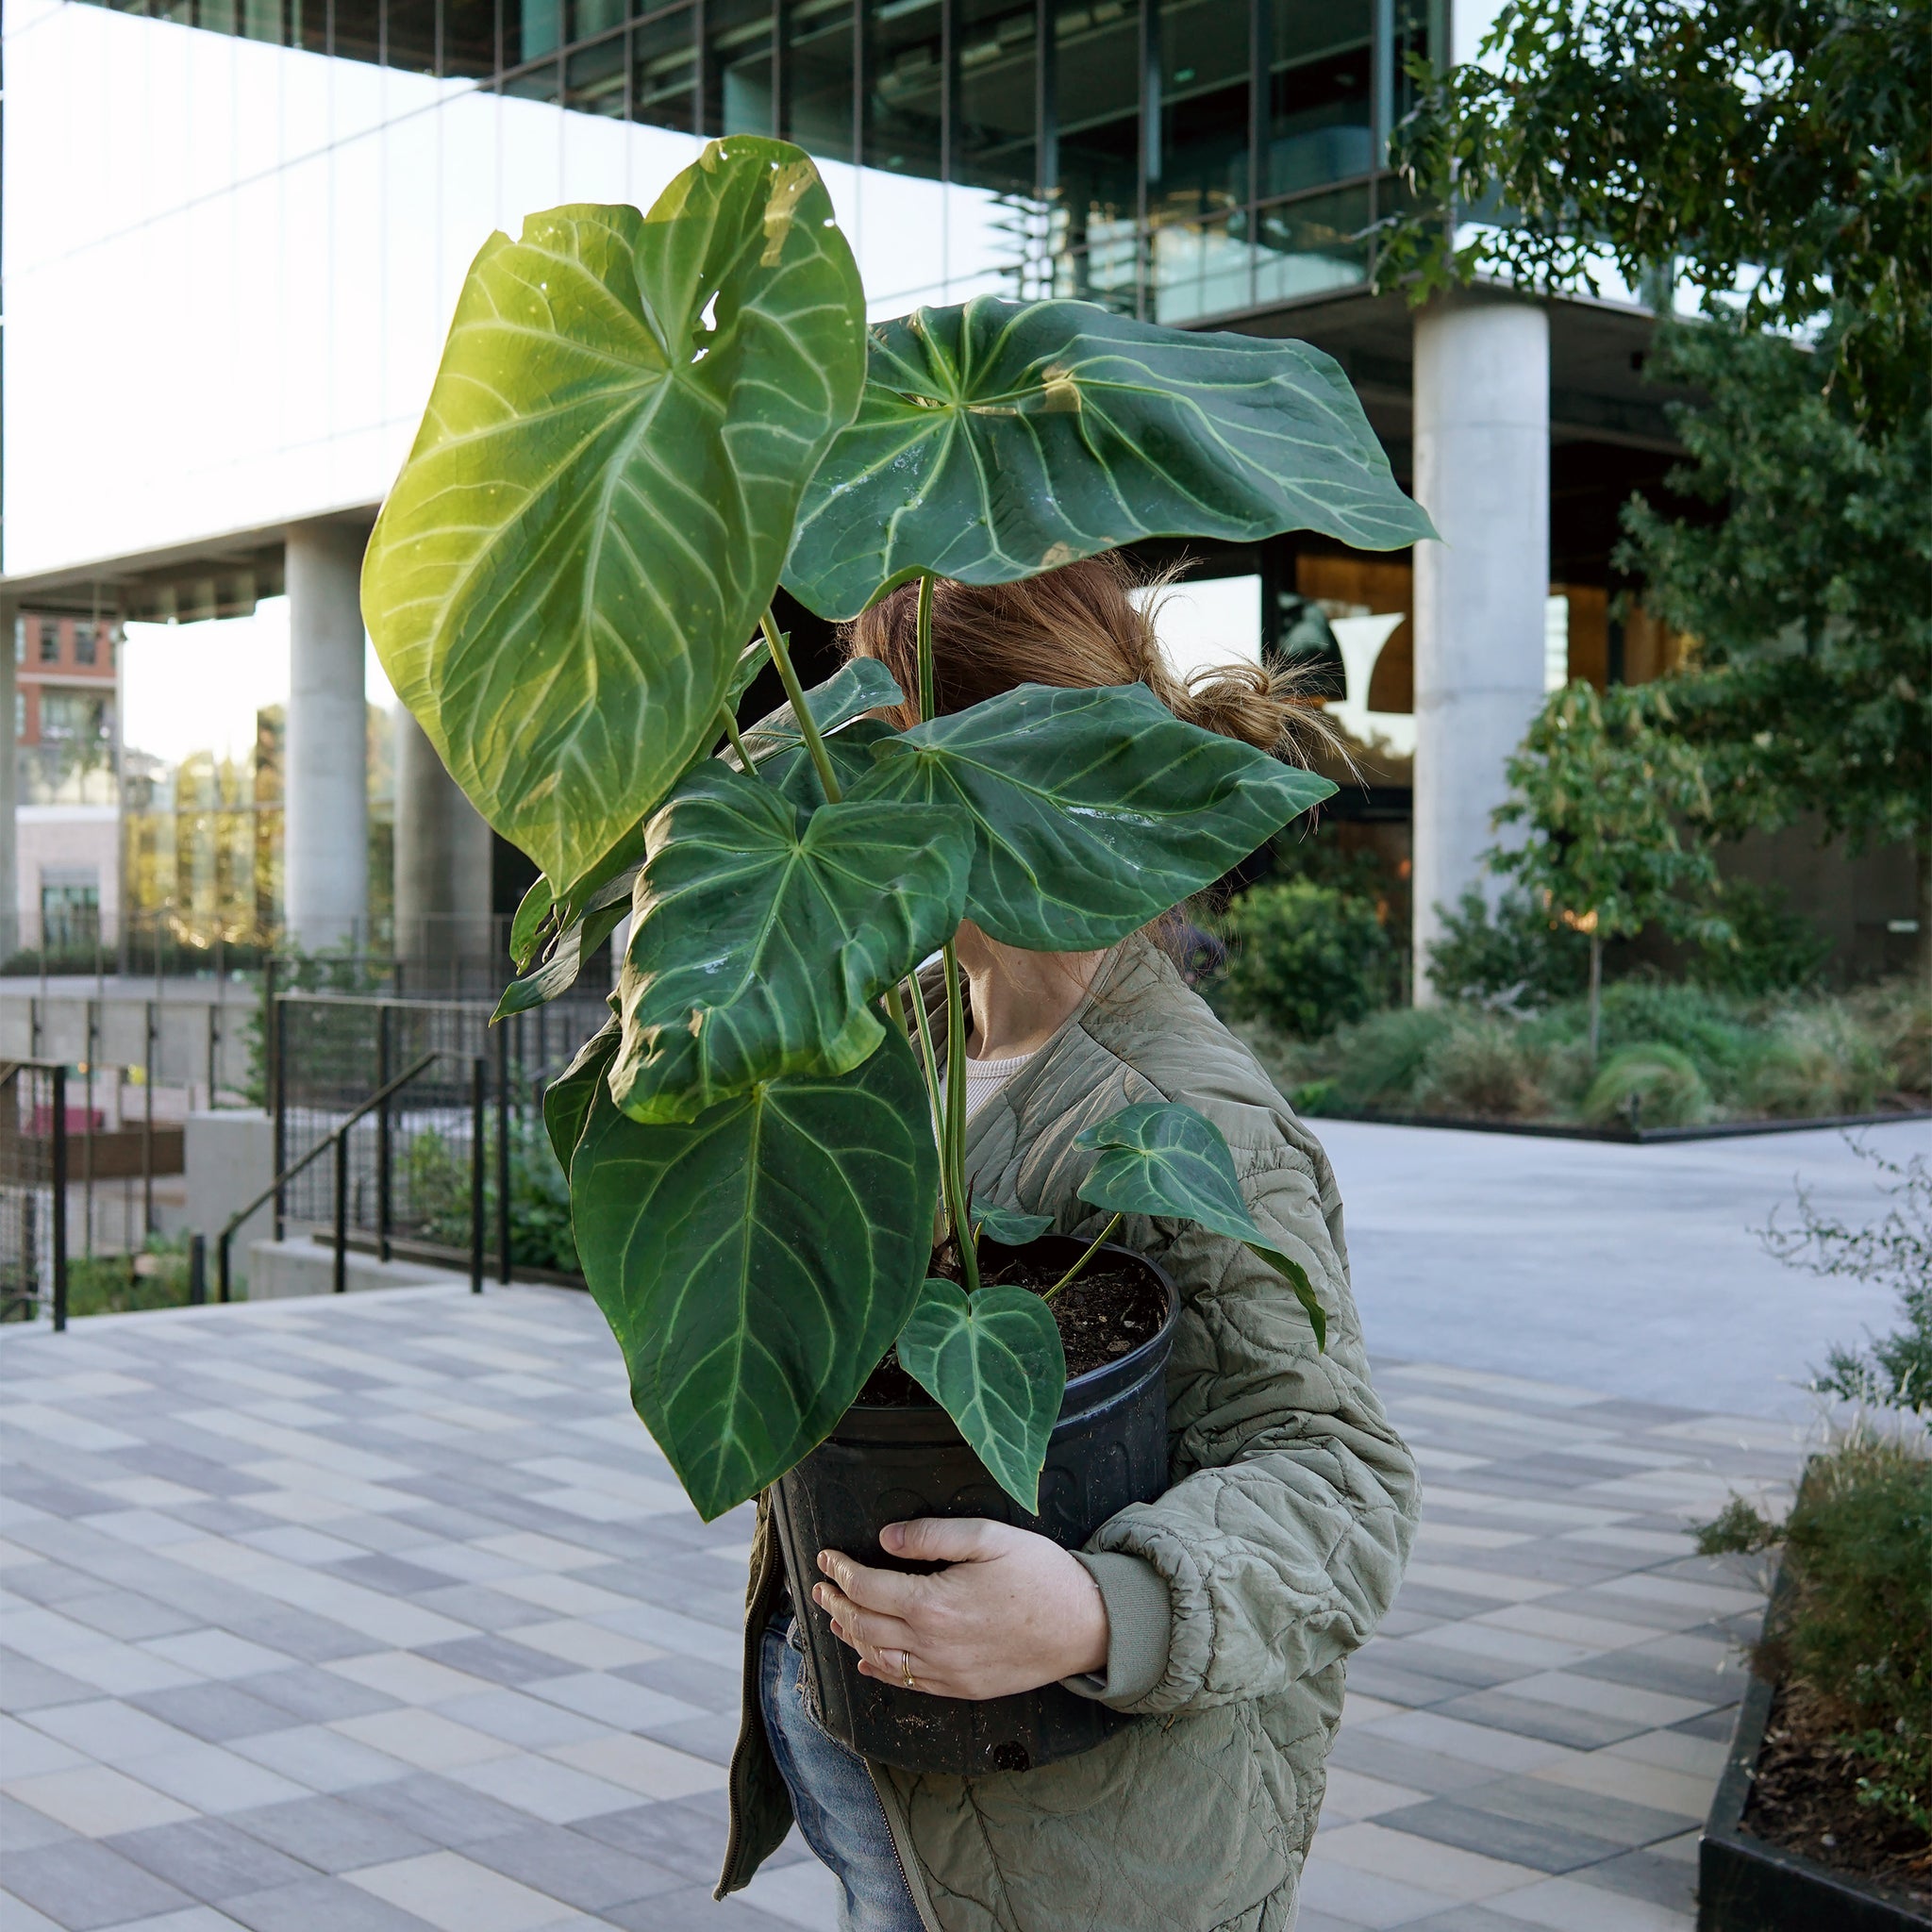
[941,941,979,1294]
[760,609,842,803]
[718,703,754,772]
[1042,1211,1122,1303]
[915,571,937,724]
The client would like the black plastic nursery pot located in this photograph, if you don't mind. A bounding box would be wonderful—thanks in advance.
[769,1234,1178,1777]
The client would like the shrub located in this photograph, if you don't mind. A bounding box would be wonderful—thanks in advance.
[1580,1042,1713,1128]
[1322,1006,1458,1109]
[1693,879,1833,996]
[1743,1006,1893,1118]
[1847,977,1932,1099]
[1218,880,1397,1040]
[1412,1015,1549,1119]
[402,1124,579,1275]
[66,1238,198,1317]
[1426,887,1591,1009]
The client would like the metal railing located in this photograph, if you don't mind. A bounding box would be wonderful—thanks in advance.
[0,1059,69,1329]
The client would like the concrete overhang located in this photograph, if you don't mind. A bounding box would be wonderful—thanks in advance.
[0,506,379,621]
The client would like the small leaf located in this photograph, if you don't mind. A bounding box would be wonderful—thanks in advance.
[785,295,1436,621]
[610,762,973,1123]
[543,1018,619,1170]
[492,899,627,1022]
[895,1279,1066,1513]
[509,876,555,973]
[848,683,1336,949]
[572,1030,939,1520]
[738,658,905,766]
[972,1203,1055,1248]
[1075,1101,1327,1349]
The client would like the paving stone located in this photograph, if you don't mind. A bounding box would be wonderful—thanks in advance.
[131,1683,302,1744]
[2,1839,197,1930]
[224,1874,446,1932]
[1374,1799,1623,1874]
[105,1816,316,1901]
[463,1824,687,1910]
[226,1793,439,1873]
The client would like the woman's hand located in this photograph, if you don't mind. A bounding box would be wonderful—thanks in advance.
[812,1518,1108,1700]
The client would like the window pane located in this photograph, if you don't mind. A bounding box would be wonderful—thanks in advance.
[864,0,942,178]
[1266,0,1372,196]
[75,625,98,668]
[1254,183,1369,302]
[632,6,696,131]
[442,0,495,75]
[198,0,237,31]
[1151,211,1255,324]
[1153,0,1247,221]
[572,0,625,42]
[511,0,559,66]
[566,27,626,109]
[1046,230,1139,311]
[956,0,1036,195]
[708,0,774,136]
[1051,0,1138,232]
[38,622,59,665]
[240,0,288,43]
[333,0,383,60]
[783,0,853,162]
[387,0,439,72]
[504,52,562,96]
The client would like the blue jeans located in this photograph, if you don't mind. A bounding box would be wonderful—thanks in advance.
[759,1614,924,1932]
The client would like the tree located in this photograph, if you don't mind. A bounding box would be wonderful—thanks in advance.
[1491,681,1722,1058]
[1381,0,1932,973]
[1617,319,1932,965]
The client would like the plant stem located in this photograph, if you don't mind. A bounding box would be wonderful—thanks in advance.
[718,703,753,771]
[1042,1213,1122,1303]
[915,572,936,725]
[760,609,841,804]
[1587,931,1604,1065]
[941,941,978,1293]
[904,971,947,1188]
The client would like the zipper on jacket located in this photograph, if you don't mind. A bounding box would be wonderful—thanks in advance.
[717,1507,778,1899]
[865,1758,944,1932]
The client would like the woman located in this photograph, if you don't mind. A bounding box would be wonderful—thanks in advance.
[718,557,1419,1932]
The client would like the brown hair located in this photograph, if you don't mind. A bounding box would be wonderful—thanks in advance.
[841,551,1339,765]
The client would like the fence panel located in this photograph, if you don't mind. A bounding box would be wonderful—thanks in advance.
[0,1062,67,1325]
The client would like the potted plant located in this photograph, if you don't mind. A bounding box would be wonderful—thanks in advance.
[361,137,1433,1774]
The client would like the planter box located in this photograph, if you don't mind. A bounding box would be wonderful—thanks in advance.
[1701,1661,1932,1930]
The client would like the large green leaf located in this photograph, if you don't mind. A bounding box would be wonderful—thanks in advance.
[783,296,1436,620]
[895,1279,1066,1513]
[544,1018,619,1170]
[571,1031,939,1519]
[737,658,904,766]
[609,762,971,1123]
[1075,1101,1326,1349]
[846,682,1337,949]
[361,140,867,884]
[492,900,627,1023]
[764,715,898,809]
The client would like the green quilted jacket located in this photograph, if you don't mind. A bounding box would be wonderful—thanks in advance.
[718,936,1420,1931]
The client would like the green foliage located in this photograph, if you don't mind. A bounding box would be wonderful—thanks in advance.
[1580,1044,1713,1129]
[570,1033,940,1521]
[783,299,1436,621]
[1492,682,1721,951]
[402,1124,580,1275]
[1426,887,1591,1010]
[65,1238,199,1317]
[895,1279,1066,1514]
[1740,1008,1891,1119]
[1700,1439,1932,1839]
[362,145,869,889]
[1409,1015,1554,1121]
[1768,1141,1932,1416]
[1074,1102,1326,1346]
[1691,881,1833,997]
[1380,0,1930,423]
[368,138,1424,1519]
[846,682,1336,951]
[1217,880,1398,1041]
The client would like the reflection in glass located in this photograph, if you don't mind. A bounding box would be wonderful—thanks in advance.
[706,0,774,135]
[1266,0,1372,196]
[1151,213,1257,325]
[1051,0,1140,304]
[956,0,1036,195]
[388,0,439,73]
[784,0,854,162]
[632,8,696,133]
[865,0,942,177]
[505,53,564,98]
[1254,185,1370,304]
[1153,0,1248,222]
[239,0,286,43]
[441,0,496,74]
[331,0,380,60]
[566,29,627,113]
[570,0,625,44]
[516,0,560,66]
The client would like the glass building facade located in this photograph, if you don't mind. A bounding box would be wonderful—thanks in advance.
[72,0,1437,326]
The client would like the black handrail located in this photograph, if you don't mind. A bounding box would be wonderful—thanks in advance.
[1,1057,71,1330]
[217,1050,440,1303]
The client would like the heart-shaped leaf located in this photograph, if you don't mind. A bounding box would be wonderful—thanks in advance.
[737,658,905,766]
[492,899,628,1023]
[847,682,1336,949]
[544,1018,620,1170]
[609,762,972,1124]
[1075,1101,1327,1349]
[571,1030,939,1519]
[784,296,1436,620]
[895,1278,1066,1513]
[763,714,899,810]
[972,1203,1055,1247]
[362,140,867,885]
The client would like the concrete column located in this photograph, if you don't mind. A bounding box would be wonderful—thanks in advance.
[0,596,16,960]
[283,525,370,951]
[1410,293,1550,1000]
[392,707,494,963]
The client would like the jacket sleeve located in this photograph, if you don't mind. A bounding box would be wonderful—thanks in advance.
[1063,1127,1420,1718]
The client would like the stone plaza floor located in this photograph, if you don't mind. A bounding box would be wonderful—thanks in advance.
[0,1272,1805,1932]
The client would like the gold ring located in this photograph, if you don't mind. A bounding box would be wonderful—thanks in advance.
[899,1654,916,1690]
